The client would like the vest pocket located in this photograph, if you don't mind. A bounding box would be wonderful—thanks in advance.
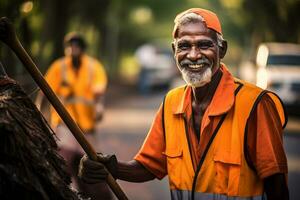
[213,151,241,165]
[213,151,241,193]
[163,147,183,189]
[163,148,183,158]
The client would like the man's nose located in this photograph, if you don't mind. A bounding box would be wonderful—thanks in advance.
[186,47,201,61]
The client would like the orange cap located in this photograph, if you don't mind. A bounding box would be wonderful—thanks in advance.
[173,8,222,38]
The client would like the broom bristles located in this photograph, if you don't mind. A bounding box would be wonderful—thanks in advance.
[0,76,86,200]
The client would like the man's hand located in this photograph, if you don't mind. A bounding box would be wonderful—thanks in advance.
[95,102,104,122]
[78,153,118,184]
[94,95,105,122]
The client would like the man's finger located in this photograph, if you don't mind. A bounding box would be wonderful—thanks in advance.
[80,175,107,184]
[81,168,108,177]
[79,169,108,183]
[84,159,106,169]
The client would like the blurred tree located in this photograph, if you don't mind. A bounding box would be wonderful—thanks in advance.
[242,0,300,47]
[1,0,299,80]
[0,0,28,76]
[37,0,71,71]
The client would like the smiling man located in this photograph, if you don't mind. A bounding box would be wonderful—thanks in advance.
[79,8,289,200]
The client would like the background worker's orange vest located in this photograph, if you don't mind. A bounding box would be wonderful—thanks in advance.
[163,80,286,200]
[45,55,107,132]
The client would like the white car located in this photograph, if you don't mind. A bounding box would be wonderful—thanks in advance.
[255,42,300,114]
[135,44,177,94]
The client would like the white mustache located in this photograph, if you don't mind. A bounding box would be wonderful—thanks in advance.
[180,58,211,67]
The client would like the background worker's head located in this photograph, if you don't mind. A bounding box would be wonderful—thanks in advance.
[64,32,86,68]
[172,8,227,88]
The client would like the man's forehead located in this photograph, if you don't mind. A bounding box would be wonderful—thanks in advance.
[176,22,215,40]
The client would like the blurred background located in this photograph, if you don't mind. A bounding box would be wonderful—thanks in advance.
[1,0,300,199]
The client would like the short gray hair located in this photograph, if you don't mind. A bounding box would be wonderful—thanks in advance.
[175,12,205,27]
[174,12,224,47]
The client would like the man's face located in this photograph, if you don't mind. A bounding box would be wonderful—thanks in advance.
[173,21,221,87]
[64,42,83,58]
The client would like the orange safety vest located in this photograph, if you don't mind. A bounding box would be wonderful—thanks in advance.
[46,55,107,131]
[162,79,286,200]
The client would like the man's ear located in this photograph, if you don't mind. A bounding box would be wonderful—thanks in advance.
[171,41,176,54]
[219,40,227,59]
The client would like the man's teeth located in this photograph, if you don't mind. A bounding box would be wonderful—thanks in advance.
[188,64,204,69]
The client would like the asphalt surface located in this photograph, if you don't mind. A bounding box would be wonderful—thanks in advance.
[284,123,300,200]
[95,83,300,200]
[95,84,170,200]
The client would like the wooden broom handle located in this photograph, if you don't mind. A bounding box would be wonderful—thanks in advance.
[0,17,129,200]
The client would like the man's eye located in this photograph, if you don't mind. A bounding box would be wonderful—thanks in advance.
[198,41,214,49]
[177,43,190,50]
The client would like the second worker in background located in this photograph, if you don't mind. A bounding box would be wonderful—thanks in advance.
[36,32,110,199]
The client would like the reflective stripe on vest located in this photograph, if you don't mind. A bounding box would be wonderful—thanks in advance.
[170,189,265,200]
[58,95,95,105]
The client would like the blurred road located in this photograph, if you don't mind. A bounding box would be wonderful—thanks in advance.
[284,118,300,200]
[95,83,300,200]
[95,84,170,200]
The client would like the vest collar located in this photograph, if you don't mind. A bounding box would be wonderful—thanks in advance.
[172,63,235,116]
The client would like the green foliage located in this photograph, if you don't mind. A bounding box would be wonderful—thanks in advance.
[242,0,300,43]
[1,0,299,78]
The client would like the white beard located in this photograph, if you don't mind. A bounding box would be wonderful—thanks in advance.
[181,67,212,88]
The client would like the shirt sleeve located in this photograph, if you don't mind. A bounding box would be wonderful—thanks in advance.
[44,60,62,93]
[134,104,167,180]
[246,94,288,179]
[92,60,107,94]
